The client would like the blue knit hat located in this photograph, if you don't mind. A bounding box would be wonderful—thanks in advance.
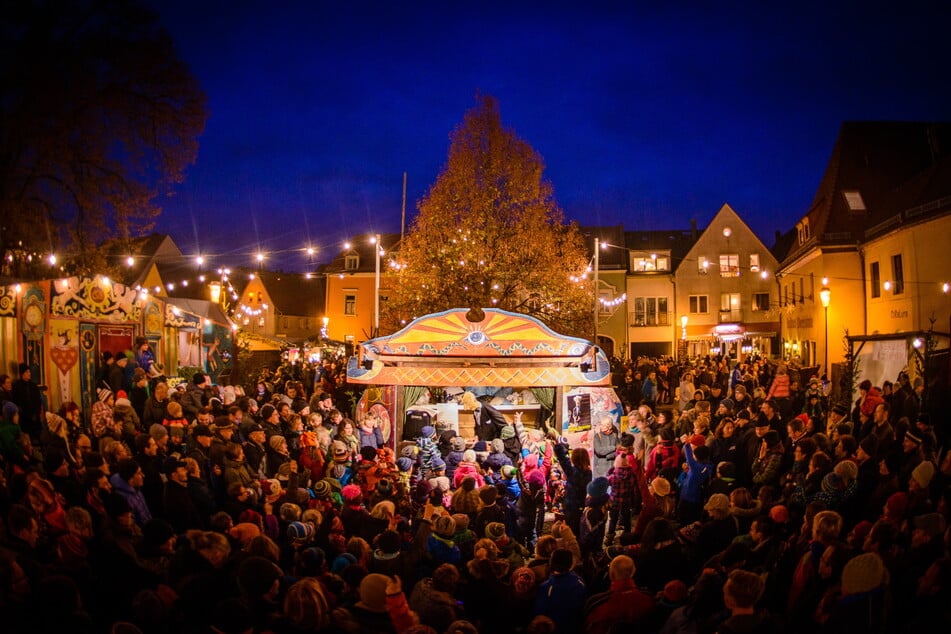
[2,401,19,420]
[587,477,610,504]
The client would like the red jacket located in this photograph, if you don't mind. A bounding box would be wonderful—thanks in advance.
[584,578,656,632]
[860,387,885,417]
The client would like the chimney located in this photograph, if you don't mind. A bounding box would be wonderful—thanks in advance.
[775,230,781,246]
[690,218,698,241]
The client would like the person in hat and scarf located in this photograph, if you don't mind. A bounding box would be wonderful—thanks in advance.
[416,425,441,480]
[326,440,354,486]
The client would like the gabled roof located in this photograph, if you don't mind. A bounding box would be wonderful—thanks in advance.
[106,233,184,287]
[679,204,777,274]
[247,270,325,317]
[780,122,951,263]
[323,233,401,274]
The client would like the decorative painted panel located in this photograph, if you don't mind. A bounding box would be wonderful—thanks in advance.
[0,285,16,317]
[50,276,140,322]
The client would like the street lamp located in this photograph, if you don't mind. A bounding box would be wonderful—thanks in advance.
[372,234,381,338]
[680,314,688,361]
[819,285,831,377]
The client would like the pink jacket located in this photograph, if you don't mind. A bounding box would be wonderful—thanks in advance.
[452,461,485,489]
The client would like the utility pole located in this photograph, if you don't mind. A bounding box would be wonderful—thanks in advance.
[374,233,381,338]
[400,172,407,244]
[593,237,599,345]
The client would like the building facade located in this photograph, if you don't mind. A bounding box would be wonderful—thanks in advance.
[676,204,780,358]
[321,233,399,346]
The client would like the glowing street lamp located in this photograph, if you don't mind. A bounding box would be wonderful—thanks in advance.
[819,285,831,377]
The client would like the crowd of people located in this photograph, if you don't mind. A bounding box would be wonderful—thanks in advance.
[0,351,948,633]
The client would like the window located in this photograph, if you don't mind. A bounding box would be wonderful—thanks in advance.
[753,292,770,311]
[870,262,881,298]
[719,254,739,277]
[599,289,613,315]
[631,252,670,272]
[891,254,904,294]
[698,256,709,274]
[632,296,669,326]
[844,191,866,211]
[720,293,741,312]
[796,219,812,244]
[749,253,760,272]
[282,317,288,329]
[344,294,356,315]
[689,295,708,314]
[799,278,804,303]
[344,254,359,270]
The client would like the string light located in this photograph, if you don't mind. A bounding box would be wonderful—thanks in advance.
[48,254,57,266]
[126,256,134,267]
[195,255,204,266]
[599,293,627,308]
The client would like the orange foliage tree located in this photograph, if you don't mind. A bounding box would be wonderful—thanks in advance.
[383,95,594,338]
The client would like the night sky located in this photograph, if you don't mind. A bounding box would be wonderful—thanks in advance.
[149,1,950,272]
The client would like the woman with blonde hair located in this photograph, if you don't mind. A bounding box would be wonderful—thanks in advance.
[283,577,331,631]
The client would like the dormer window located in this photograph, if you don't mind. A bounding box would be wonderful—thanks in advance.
[344,254,359,270]
[843,191,866,212]
[797,218,811,244]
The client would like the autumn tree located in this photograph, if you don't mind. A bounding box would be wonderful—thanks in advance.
[0,0,207,279]
[383,95,594,338]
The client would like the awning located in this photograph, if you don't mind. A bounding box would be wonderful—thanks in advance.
[347,307,611,387]
[163,297,231,327]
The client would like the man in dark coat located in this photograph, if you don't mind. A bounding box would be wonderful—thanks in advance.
[11,363,43,440]
[163,457,201,532]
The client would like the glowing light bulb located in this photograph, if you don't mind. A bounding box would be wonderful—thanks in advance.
[127,256,134,267]
[48,254,57,266]
[255,252,264,262]
[196,256,204,266]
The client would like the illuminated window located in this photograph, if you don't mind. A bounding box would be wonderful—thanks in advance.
[631,252,670,272]
[749,254,760,272]
[698,256,709,274]
[719,254,739,277]
[720,293,741,311]
[844,191,866,211]
[632,297,669,326]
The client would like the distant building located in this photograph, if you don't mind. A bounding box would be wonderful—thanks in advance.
[624,227,696,359]
[676,204,779,359]
[320,233,400,346]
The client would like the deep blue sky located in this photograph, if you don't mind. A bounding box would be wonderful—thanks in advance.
[149,1,950,272]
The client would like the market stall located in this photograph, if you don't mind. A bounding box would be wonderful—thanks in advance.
[346,307,621,447]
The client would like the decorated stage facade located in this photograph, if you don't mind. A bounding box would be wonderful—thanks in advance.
[0,276,233,421]
[347,308,621,445]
